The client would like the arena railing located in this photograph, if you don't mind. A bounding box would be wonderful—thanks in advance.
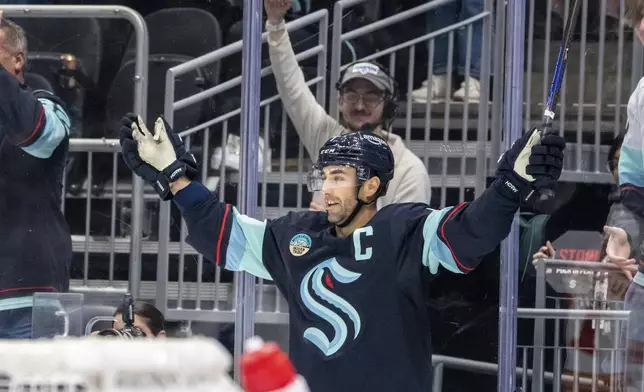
[329,0,496,205]
[154,10,329,326]
[493,0,644,184]
[531,258,630,391]
[0,5,149,299]
[431,308,630,392]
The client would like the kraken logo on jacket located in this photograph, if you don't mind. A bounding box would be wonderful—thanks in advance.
[299,258,362,357]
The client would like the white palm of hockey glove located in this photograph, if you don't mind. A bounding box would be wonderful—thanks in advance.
[131,115,178,172]
[495,128,566,204]
[511,131,540,182]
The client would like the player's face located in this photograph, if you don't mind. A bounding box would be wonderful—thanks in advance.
[321,165,359,224]
[339,79,386,131]
[113,313,165,338]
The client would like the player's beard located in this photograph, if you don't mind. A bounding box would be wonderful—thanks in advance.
[327,198,358,226]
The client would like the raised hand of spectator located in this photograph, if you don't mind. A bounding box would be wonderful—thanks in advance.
[532,240,556,263]
[604,225,637,281]
[264,0,291,24]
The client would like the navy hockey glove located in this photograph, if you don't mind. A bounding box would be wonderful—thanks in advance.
[495,128,565,204]
[119,113,198,200]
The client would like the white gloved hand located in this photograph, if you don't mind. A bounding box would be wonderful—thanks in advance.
[131,115,178,172]
[511,131,541,182]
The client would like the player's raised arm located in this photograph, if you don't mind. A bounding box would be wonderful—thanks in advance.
[0,16,71,158]
[118,114,272,281]
[420,128,566,275]
[170,179,273,281]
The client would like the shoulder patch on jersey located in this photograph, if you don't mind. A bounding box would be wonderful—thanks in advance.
[289,233,312,257]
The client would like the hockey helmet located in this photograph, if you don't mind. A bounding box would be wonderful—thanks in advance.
[307,129,395,197]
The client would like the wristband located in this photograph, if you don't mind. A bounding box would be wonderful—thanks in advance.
[162,159,188,183]
[265,19,286,32]
[154,160,188,201]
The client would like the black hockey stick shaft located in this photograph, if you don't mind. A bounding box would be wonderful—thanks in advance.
[538,0,582,201]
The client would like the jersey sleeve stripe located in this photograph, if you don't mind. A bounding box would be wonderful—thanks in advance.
[422,205,465,275]
[620,184,644,195]
[21,104,69,158]
[15,106,45,147]
[224,208,272,281]
[439,202,473,272]
[619,144,644,187]
[0,285,57,295]
[215,204,231,266]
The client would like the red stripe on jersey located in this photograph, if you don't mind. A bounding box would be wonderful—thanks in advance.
[18,106,45,146]
[216,204,230,266]
[439,203,473,272]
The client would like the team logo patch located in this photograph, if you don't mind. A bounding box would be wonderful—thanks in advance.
[289,233,312,256]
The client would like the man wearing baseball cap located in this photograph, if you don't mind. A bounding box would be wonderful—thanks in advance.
[264,0,432,211]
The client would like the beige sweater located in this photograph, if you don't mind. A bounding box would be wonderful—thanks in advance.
[267,28,432,209]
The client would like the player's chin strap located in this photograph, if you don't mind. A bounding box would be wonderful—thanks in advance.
[335,184,380,228]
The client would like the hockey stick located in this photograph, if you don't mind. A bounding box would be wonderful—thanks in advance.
[538,0,582,201]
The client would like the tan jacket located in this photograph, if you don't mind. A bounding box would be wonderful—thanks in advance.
[267,28,432,209]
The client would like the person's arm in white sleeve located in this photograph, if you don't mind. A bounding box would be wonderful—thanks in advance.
[266,20,344,159]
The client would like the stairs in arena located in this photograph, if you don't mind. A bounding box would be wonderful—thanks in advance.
[391,37,633,188]
[396,38,634,132]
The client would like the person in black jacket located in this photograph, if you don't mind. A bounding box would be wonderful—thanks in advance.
[0,12,73,339]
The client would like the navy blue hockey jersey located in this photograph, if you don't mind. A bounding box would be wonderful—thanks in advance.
[0,66,72,301]
[174,179,518,392]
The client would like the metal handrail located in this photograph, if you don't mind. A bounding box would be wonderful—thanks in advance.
[431,307,630,391]
[69,138,121,153]
[0,5,149,298]
[342,13,490,71]
[431,354,610,392]
[531,258,631,391]
[163,9,329,126]
[535,258,626,272]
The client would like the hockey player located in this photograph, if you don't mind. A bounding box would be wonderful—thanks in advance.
[0,12,73,339]
[119,113,565,392]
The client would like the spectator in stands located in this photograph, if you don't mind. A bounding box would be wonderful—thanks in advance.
[264,0,433,210]
[411,0,484,103]
[0,11,73,339]
[112,301,166,338]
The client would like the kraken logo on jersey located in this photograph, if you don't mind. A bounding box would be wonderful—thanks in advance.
[299,258,362,357]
